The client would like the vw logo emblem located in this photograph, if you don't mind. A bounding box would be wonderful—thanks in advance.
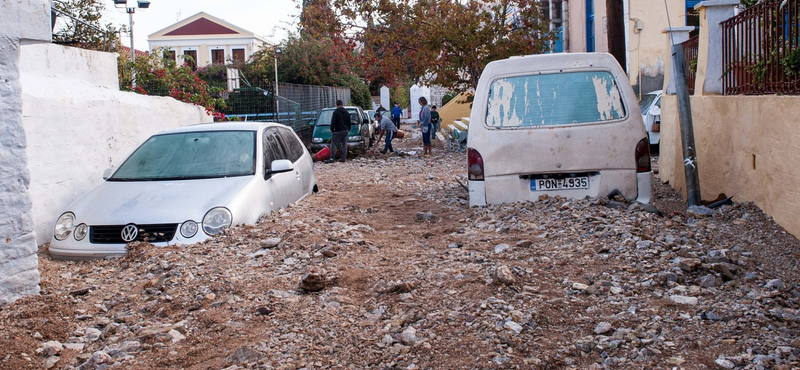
[121,224,138,242]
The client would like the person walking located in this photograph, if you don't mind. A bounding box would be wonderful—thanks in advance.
[375,112,397,154]
[327,99,351,163]
[430,105,440,140]
[391,103,403,130]
[418,97,432,156]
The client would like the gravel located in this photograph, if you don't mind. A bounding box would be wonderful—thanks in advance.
[2,136,800,369]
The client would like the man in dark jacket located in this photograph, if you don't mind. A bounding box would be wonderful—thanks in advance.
[327,99,352,163]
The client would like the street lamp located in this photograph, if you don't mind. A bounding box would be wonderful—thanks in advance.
[115,0,150,86]
[274,47,281,123]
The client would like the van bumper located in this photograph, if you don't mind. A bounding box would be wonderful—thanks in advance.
[635,171,653,204]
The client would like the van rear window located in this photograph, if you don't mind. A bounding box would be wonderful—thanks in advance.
[485,71,626,128]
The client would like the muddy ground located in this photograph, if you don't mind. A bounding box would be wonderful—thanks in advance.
[2,127,799,370]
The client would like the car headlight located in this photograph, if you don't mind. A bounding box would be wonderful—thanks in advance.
[180,220,198,238]
[73,223,88,241]
[202,207,232,236]
[311,138,323,143]
[348,136,363,142]
[54,212,75,241]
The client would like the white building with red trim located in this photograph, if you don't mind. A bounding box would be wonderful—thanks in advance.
[147,12,271,69]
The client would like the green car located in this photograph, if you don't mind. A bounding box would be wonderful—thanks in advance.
[309,106,371,153]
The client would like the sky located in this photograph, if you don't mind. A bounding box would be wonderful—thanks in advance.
[100,0,302,51]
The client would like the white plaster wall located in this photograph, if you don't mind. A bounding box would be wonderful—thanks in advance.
[0,0,52,305]
[410,84,431,121]
[19,43,212,245]
[380,86,390,111]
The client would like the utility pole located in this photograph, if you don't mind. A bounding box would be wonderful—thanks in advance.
[671,44,701,206]
[606,0,626,68]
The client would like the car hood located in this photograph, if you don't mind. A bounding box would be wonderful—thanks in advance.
[313,125,361,142]
[67,176,254,225]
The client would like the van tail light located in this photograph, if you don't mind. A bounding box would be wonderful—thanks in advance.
[468,148,484,181]
[635,138,652,173]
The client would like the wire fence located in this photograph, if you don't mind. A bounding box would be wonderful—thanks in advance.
[138,80,351,144]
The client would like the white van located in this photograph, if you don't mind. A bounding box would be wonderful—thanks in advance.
[467,53,653,206]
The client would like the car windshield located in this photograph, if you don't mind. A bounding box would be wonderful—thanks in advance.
[485,71,627,128]
[315,110,334,126]
[109,130,256,181]
[315,108,360,126]
[638,93,658,113]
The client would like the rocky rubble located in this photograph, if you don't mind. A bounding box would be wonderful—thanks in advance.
[1,146,800,369]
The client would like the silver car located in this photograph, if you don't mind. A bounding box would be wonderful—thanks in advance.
[49,122,317,260]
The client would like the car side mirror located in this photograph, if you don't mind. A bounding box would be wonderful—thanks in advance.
[648,105,661,116]
[102,168,113,180]
[266,159,293,178]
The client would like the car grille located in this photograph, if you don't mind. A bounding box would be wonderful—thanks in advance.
[89,224,178,244]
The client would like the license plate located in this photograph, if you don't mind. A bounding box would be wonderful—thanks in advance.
[531,177,589,191]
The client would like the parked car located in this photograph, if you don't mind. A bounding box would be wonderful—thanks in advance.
[639,90,662,149]
[309,106,370,153]
[467,53,653,206]
[49,122,317,260]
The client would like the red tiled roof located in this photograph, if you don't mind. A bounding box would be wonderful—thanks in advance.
[164,17,238,36]
[118,46,149,58]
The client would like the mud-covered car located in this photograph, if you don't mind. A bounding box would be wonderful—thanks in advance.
[309,106,370,153]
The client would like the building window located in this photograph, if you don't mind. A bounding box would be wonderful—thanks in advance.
[232,49,245,64]
[184,50,197,70]
[212,49,225,65]
[167,50,176,62]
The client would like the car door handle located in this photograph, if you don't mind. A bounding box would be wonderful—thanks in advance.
[295,171,300,180]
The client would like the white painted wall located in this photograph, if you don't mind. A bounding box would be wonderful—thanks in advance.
[19,43,212,245]
[380,86,390,111]
[0,0,52,305]
[410,84,431,121]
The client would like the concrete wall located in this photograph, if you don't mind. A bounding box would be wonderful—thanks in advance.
[627,0,684,97]
[0,0,51,305]
[19,43,212,246]
[659,95,800,237]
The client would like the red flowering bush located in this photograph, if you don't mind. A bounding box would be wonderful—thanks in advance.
[119,51,225,114]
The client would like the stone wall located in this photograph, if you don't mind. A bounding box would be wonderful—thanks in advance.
[19,43,212,245]
[0,0,51,305]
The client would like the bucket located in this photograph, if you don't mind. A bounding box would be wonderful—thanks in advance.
[315,146,331,161]
[396,130,405,139]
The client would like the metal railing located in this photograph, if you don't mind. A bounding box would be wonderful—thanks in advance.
[722,0,800,95]
[683,35,699,95]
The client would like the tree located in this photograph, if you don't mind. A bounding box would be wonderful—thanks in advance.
[332,0,552,91]
[52,0,121,51]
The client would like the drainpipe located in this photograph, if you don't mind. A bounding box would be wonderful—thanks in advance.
[563,0,570,52]
[623,0,630,76]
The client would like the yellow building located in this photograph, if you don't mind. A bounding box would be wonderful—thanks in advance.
[544,0,691,98]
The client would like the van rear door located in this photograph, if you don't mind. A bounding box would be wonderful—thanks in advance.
[468,55,647,205]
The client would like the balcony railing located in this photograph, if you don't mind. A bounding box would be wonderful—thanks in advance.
[683,35,699,95]
[721,0,800,95]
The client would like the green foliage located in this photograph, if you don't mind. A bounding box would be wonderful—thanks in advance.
[118,52,225,114]
[746,56,769,88]
[335,74,371,109]
[441,91,458,106]
[782,47,800,75]
[52,0,121,51]
[740,0,760,8]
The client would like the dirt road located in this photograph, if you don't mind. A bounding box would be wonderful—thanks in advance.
[2,132,800,370]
